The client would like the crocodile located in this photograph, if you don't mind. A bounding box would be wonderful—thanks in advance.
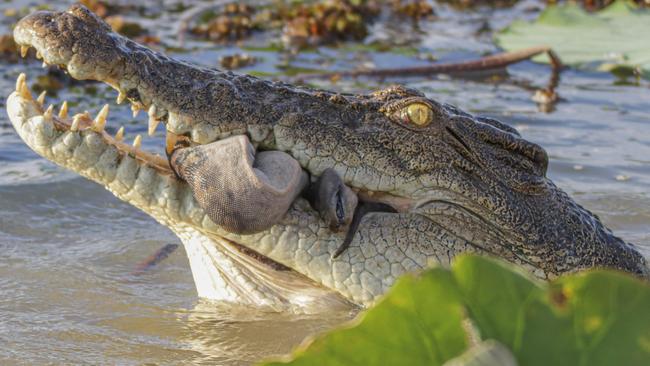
[7,5,648,311]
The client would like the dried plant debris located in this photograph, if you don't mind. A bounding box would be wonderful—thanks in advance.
[78,0,139,18]
[105,16,146,38]
[190,3,259,42]
[190,0,436,49]
[0,34,19,62]
[78,1,158,44]
[219,54,260,69]
[279,0,381,48]
[437,0,520,8]
[390,0,436,19]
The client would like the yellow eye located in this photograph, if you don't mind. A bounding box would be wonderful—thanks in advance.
[405,103,433,126]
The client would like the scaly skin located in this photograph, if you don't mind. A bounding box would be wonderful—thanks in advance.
[7,5,648,310]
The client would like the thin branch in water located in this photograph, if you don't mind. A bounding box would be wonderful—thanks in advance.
[299,46,563,79]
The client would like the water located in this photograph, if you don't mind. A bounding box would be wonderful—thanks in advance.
[0,1,649,364]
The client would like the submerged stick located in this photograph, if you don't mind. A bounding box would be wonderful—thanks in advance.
[300,46,563,79]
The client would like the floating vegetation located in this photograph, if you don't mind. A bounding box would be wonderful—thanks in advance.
[189,0,438,50]
[78,1,158,44]
[0,34,19,62]
[190,3,260,42]
[437,0,521,9]
[497,1,650,80]
[278,0,381,48]
[104,16,146,38]
[219,53,260,69]
[390,0,436,19]
[78,0,140,18]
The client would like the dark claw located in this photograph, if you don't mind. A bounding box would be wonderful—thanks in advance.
[304,168,397,258]
[331,202,397,259]
[305,168,358,232]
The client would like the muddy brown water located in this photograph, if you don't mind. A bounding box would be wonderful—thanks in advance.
[1,1,649,364]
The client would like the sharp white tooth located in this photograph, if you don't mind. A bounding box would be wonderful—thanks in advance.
[16,73,25,92]
[43,104,54,121]
[148,118,160,136]
[42,62,48,68]
[131,104,140,118]
[133,134,142,149]
[165,130,179,156]
[116,91,126,104]
[37,91,46,107]
[20,45,28,58]
[93,104,109,132]
[115,126,125,141]
[148,106,160,136]
[70,115,82,131]
[58,101,68,119]
[16,73,32,100]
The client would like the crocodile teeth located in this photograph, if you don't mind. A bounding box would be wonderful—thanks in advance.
[42,62,48,68]
[92,104,109,132]
[43,104,54,121]
[165,130,179,156]
[116,91,126,105]
[115,126,125,141]
[148,105,160,136]
[20,45,28,58]
[36,91,46,107]
[16,73,32,100]
[133,134,142,149]
[15,73,25,91]
[148,118,160,136]
[131,104,140,118]
[70,114,82,131]
[58,101,69,119]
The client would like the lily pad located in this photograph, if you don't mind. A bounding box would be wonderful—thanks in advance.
[496,1,650,79]
[261,255,650,366]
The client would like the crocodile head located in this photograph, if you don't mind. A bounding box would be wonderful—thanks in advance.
[8,5,648,310]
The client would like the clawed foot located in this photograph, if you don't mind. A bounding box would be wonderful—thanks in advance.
[304,168,358,232]
[305,168,397,258]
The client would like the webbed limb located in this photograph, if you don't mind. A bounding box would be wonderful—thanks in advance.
[170,135,308,234]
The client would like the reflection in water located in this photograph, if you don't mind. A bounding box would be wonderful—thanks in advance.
[179,301,354,365]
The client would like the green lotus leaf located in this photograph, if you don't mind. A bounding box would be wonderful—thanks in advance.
[261,255,650,366]
[496,1,650,79]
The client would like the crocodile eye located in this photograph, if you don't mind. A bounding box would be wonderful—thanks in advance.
[402,103,433,127]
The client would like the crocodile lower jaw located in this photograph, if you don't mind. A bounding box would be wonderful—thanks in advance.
[7,73,354,312]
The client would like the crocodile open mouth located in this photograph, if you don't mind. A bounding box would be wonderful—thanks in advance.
[12,72,174,171]
[8,73,354,311]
